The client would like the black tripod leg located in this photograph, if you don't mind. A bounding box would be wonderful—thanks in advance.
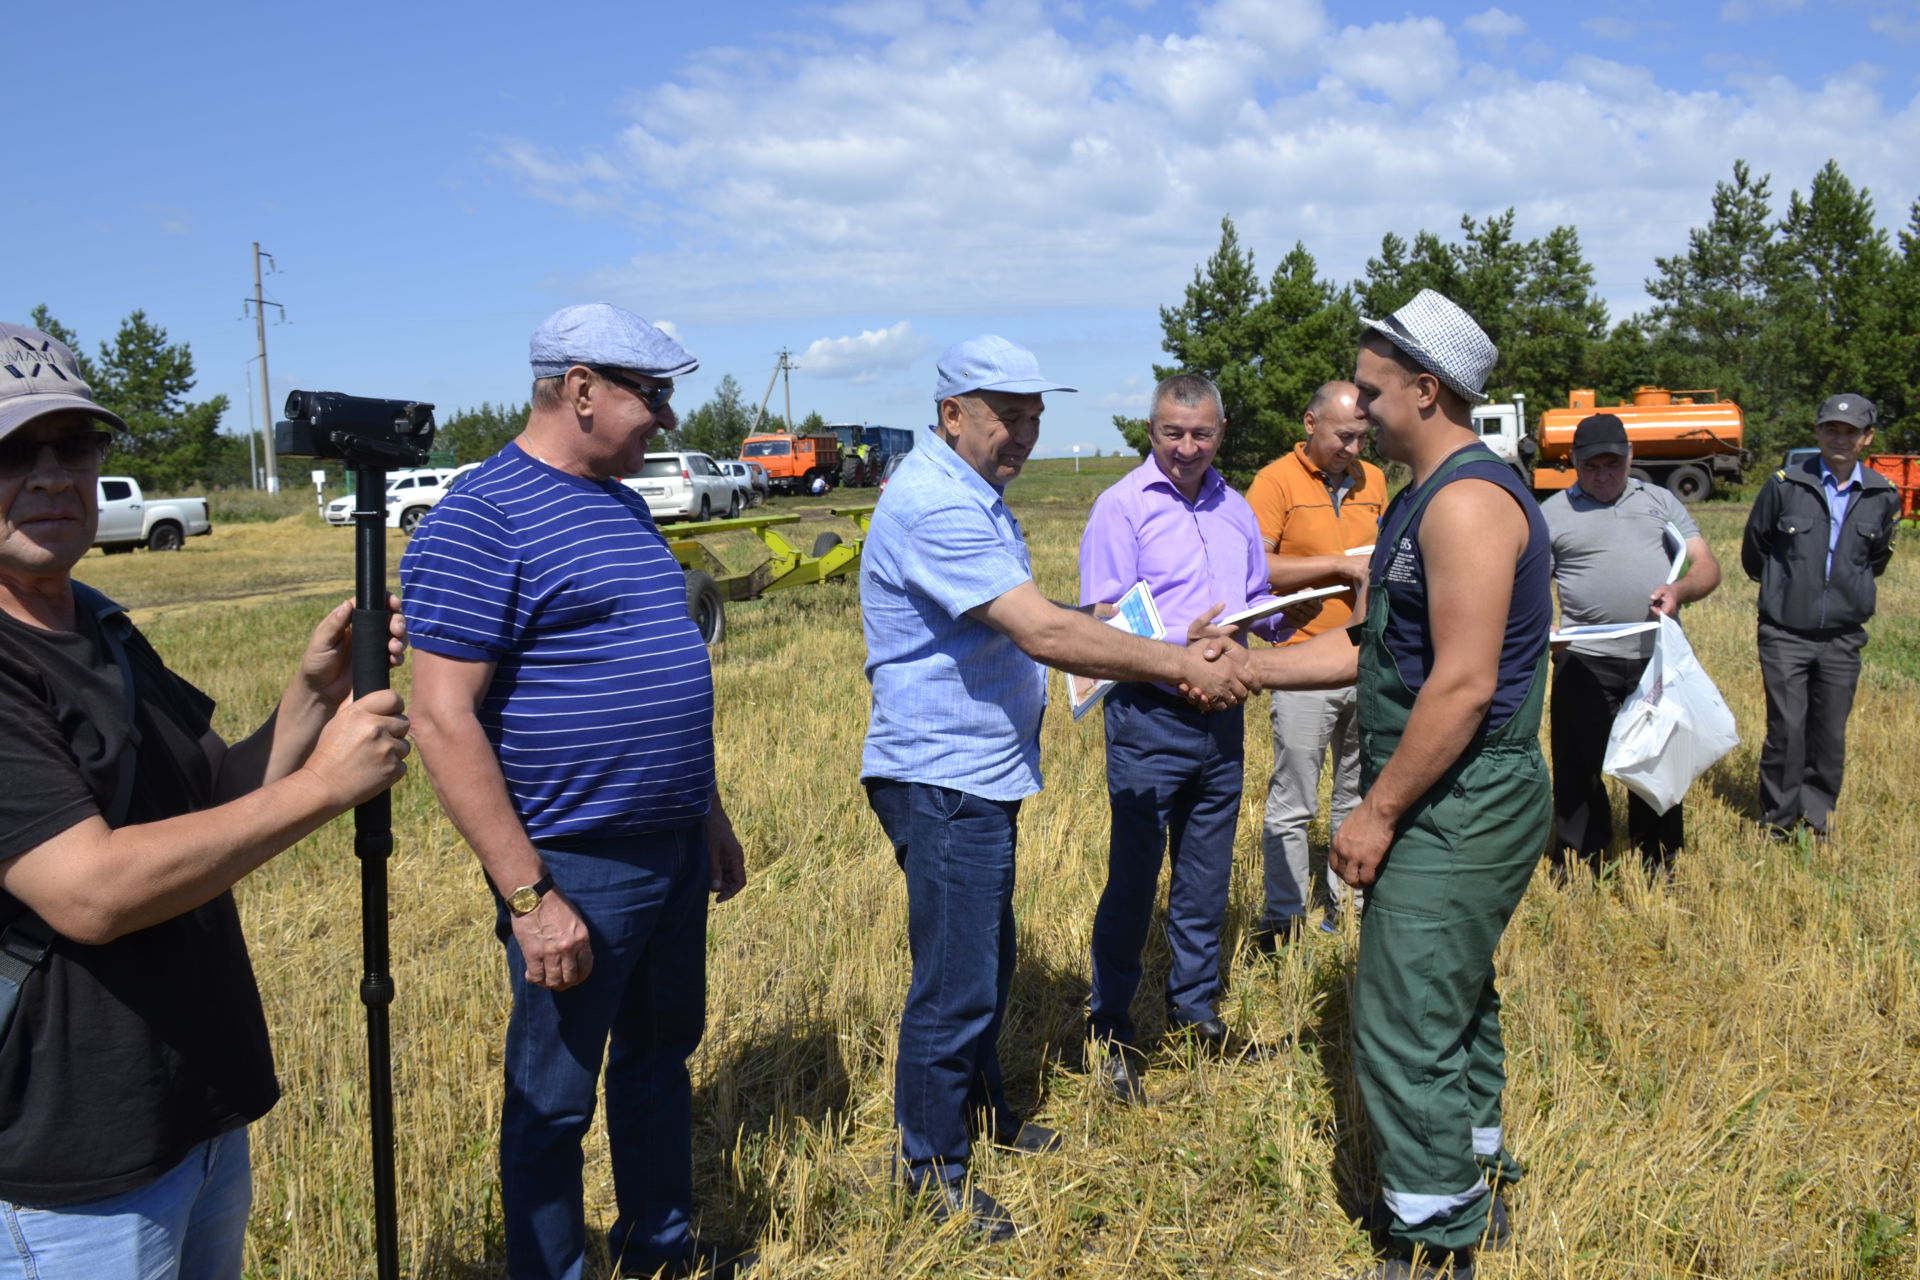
[351,465,400,1280]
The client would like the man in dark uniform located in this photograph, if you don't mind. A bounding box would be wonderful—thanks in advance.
[1234,290,1551,1278]
[1741,394,1900,839]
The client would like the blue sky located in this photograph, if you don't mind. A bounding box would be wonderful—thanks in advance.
[8,0,1917,461]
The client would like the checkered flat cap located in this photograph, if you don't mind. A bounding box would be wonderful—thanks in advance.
[1361,289,1497,405]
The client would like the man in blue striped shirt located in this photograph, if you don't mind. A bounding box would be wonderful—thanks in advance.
[403,304,746,1280]
[861,336,1252,1241]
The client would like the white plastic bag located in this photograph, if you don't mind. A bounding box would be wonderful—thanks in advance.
[1602,614,1740,815]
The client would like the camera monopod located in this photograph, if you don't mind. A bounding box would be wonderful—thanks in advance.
[278,391,436,1280]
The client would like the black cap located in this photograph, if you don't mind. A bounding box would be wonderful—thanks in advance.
[1571,413,1630,463]
[1815,393,1876,430]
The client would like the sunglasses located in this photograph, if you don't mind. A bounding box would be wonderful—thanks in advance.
[0,429,112,478]
[594,368,674,413]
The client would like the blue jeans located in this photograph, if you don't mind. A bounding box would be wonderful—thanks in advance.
[1090,687,1243,1043]
[0,1128,251,1280]
[499,827,709,1280]
[866,780,1021,1187]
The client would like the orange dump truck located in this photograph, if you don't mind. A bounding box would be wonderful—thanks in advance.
[739,432,842,496]
[1473,388,1748,504]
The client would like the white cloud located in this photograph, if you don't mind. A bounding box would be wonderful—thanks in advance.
[1462,8,1527,43]
[486,0,1920,330]
[1324,17,1459,105]
[796,321,927,381]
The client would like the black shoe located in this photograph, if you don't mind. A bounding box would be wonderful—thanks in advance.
[618,1240,755,1279]
[1167,1016,1276,1063]
[1759,821,1795,844]
[918,1181,1017,1243]
[1092,1040,1148,1105]
[1465,1193,1512,1252]
[1248,917,1306,955]
[995,1120,1062,1155]
[1357,1251,1474,1279]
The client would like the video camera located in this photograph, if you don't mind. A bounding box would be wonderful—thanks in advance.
[276,391,436,468]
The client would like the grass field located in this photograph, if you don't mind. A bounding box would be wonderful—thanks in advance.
[74,457,1917,1279]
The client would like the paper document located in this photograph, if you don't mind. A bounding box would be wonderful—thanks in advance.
[1345,544,1375,557]
[1067,582,1165,721]
[1214,584,1350,630]
[1550,621,1660,645]
[1662,521,1687,585]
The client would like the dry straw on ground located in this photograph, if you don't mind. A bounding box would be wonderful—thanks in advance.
[85,462,1916,1278]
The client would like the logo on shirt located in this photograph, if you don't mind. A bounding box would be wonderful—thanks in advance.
[1385,536,1418,584]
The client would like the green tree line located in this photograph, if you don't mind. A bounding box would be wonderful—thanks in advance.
[1125,158,1920,484]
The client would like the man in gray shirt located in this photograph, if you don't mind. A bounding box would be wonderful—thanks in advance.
[1541,414,1722,873]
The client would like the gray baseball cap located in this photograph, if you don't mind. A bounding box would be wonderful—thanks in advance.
[1815,393,1876,430]
[933,335,1076,403]
[528,303,698,379]
[1360,289,1497,405]
[0,323,128,441]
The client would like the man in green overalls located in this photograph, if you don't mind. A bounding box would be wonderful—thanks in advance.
[1233,290,1552,1278]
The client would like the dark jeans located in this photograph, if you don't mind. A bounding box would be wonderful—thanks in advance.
[498,827,709,1280]
[865,779,1021,1188]
[1090,685,1243,1043]
[1757,619,1867,832]
[1550,651,1684,867]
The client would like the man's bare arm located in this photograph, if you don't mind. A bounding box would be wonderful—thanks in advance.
[1330,480,1528,888]
[409,649,594,991]
[1265,550,1369,593]
[969,580,1249,706]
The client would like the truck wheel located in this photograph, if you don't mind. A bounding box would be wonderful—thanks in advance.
[400,506,429,534]
[1630,467,1654,485]
[811,531,843,558]
[148,522,184,552]
[684,570,724,645]
[1665,464,1711,504]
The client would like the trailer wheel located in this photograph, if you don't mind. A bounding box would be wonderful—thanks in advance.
[148,522,184,552]
[811,531,843,558]
[1665,464,1711,504]
[1630,466,1654,486]
[684,570,724,646]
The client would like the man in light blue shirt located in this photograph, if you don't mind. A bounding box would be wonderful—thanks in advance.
[861,336,1250,1241]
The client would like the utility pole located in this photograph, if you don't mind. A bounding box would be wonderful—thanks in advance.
[748,348,798,434]
[246,244,284,490]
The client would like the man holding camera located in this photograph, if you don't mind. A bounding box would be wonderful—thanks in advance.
[0,321,412,1277]
[404,304,747,1280]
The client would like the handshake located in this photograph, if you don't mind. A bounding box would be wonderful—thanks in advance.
[1173,597,1324,713]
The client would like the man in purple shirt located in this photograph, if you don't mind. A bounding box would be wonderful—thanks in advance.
[1078,373,1290,1101]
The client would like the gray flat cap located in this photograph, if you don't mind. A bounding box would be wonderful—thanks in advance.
[529,303,698,379]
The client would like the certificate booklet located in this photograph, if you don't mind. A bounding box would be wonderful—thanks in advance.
[1550,621,1660,645]
[1067,582,1165,721]
[1214,584,1350,630]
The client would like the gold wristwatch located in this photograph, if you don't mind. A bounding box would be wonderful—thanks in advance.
[506,874,554,917]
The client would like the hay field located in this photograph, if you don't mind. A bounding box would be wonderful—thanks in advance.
[78,459,1917,1279]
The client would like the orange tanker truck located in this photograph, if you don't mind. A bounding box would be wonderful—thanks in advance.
[1472,387,1748,504]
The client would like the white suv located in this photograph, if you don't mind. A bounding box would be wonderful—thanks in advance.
[717,460,769,508]
[622,451,739,522]
[324,469,453,527]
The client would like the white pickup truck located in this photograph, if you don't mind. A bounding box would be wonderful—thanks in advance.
[94,477,212,553]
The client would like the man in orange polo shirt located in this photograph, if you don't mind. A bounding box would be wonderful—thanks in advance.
[1243,381,1387,949]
